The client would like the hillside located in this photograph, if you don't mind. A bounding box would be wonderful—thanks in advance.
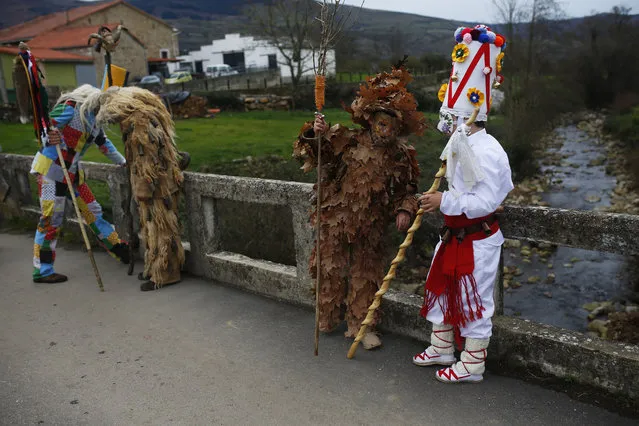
[0,0,465,57]
[2,0,636,59]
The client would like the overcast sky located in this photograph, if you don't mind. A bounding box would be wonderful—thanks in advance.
[344,0,634,22]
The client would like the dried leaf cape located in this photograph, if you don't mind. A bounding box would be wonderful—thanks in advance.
[96,86,185,288]
[293,65,425,336]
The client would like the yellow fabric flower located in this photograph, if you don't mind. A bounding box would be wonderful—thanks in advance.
[438,83,448,102]
[452,44,470,63]
[496,52,505,73]
[467,87,485,107]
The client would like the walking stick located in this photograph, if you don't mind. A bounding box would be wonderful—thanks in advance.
[314,113,322,356]
[124,131,136,276]
[55,143,105,292]
[347,109,480,359]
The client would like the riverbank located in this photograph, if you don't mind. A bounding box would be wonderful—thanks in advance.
[502,111,638,344]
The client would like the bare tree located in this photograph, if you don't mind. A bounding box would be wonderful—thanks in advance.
[247,0,319,105]
[522,0,564,86]
[492,0,525,41]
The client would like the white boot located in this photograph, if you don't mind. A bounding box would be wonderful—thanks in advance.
[413,324,456,366]
[436,338,489,383]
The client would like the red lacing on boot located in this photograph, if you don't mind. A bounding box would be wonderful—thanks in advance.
[432,327,453,352]
[459,348,487,375]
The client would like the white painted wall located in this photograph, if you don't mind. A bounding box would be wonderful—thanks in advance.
[170,33,335,79]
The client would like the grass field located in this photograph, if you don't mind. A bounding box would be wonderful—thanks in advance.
[1,109,445,222]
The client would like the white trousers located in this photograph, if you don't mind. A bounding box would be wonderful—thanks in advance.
[425,230,503,339]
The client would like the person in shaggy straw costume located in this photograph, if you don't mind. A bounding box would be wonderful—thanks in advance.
[412,24,514,383]
[293,62,425,349]
[95,86,188,291]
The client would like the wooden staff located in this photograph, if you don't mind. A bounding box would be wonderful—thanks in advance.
[55,143,105,292]
[314,78,325,357]
[347,108,479,359]
[346,163,445,359]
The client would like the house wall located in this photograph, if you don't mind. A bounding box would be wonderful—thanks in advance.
[66,3,178,59]
[39,62,78,89]
[1,53,14,89]
[91,31,147,84]
[64,31,146,85]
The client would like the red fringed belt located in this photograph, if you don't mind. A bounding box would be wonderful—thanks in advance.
[420,213,499,347]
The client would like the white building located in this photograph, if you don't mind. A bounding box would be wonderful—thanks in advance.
[171,33,335,80]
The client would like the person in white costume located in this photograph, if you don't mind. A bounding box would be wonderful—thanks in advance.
[411,24,514,383]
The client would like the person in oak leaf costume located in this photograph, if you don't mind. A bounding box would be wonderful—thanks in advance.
[293,62,425,349]
[412,24,514,383]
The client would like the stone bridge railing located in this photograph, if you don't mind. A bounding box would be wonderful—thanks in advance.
[1,154,638,412]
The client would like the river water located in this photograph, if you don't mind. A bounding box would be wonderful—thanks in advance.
[502,125,634,331]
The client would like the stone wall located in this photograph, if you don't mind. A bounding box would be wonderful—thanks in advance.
[1,153,638,413]
[242,94,292,112]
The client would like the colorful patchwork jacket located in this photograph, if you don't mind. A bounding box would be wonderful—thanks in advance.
[30,100,125,184]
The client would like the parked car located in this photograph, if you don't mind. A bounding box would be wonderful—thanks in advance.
[165,71,192,85]
[205,64,239,78]
[137,75,163,93]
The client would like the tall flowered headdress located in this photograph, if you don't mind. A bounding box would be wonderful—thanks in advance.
[437,25,507,189]
[438,24,506,133]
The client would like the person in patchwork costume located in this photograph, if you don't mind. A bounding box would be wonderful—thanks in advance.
[31,84,129,283]
[411,25,514,383]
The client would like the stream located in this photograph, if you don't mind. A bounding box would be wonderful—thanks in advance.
[502,125,635,332]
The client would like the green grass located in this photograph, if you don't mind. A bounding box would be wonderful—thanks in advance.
[1,109,448,221]
[1,108,444,178]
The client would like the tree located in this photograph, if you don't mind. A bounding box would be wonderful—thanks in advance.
[492,0,525,41]
[246,0,319,106]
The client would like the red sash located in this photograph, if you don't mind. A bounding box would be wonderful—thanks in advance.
[420,213,499,348]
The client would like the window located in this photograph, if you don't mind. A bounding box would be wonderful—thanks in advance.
[160,49,169,59]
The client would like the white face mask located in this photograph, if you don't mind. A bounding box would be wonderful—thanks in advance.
[437,111,454,136]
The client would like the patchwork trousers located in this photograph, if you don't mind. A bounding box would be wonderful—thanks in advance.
[33,175,125,279]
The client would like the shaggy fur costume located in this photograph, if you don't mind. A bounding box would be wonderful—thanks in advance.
[97,86,185,287]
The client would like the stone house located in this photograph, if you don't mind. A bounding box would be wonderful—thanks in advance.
[0,0,180,89]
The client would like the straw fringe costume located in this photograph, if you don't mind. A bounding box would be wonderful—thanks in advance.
[96,86,185,291]
[294,65,424,339]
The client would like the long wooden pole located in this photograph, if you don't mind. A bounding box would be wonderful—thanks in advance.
[346,162,446,359]
[55,144,105,292]
[314,119,322,356]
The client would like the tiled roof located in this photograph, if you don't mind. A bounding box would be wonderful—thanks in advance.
[28,24,145,49]
[0,0,175,44]
[0,46,93,62]
[0,1,122,43]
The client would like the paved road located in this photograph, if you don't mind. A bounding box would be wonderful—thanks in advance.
[0,232,635,425]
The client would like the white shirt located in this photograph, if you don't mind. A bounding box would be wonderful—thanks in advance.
[440,129,514,219]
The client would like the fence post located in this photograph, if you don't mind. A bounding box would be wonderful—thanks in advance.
[247,79,251,90]
[264,77,267,89]
[227,79,230,90]
[205,79,209,91]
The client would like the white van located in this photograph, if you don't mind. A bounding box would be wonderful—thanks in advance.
[206,64,239,78]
